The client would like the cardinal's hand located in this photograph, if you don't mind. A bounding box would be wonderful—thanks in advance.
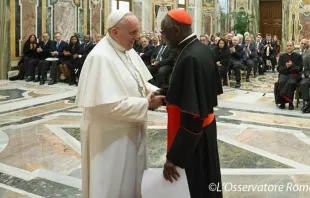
[163,160,180,183]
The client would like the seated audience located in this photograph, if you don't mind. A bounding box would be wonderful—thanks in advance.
[139,36,154,65]
[300,46,310,113]
[200,35,209,46]
[42,32,68,85]
[229,36,245,88]
[242,36,255,80]
[274,41,303,110]
[11,34,39,80]
[214,38,230,86]
[62,35,81,86]
[26,32,53,82]
[262,33,277,72]
[254,34,265,75]
[147,38,175,88]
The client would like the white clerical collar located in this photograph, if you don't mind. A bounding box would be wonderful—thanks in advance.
[179,33,196,45]
[106,33,126,53]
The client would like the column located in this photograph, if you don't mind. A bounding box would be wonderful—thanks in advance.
[0,0,10,79]
[142,0,151,32]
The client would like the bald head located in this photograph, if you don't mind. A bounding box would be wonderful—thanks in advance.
[286,41,295,53]
[108,11,140,50]
[232,36,239,46]
[300,39,309,50]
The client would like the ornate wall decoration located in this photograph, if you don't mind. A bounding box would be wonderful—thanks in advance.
[201,11,213,35]
[188,0,195,6]
[202,0,214,8]
[91,0,101,5]
[54,0,77,42]
[133,2,142,30]
[153,3,173,33]
[90,0,104,36]
[235,0,248,10]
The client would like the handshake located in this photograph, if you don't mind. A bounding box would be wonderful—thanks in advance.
[147,91,165,111]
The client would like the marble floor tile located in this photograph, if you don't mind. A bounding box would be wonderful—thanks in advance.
[221,110,310,129]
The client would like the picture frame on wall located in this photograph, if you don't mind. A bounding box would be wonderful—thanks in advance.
[153,4,173,33]
[202,0,214,7]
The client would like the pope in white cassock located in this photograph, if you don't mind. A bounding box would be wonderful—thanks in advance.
[76,10,165,198]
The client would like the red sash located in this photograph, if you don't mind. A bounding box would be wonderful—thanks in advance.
[166,105,215,151]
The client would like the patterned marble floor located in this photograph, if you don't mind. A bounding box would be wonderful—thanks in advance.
[0,75,310,198]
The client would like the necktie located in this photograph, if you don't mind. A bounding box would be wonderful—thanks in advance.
[156,46,166,61]
[301,50,304,56]
[56,42,60,50]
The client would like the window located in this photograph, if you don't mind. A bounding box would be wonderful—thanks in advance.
[112,0,132,12]
[178,0,186,10]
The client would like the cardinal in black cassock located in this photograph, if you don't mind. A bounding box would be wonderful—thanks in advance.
[158,9,223,198]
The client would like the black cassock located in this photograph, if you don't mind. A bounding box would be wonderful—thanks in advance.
[274,52,303,104]
[160,35,223,198]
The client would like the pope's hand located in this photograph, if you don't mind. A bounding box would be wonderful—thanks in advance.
[163,160,180,183]
[147,93,164,110]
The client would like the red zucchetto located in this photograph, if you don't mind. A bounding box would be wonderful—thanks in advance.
[167,9,192,25]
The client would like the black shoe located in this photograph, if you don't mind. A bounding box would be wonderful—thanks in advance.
[279,104,285,109]
[9,76,20,81]
[26,76,34,82]
[302,104,310,113]
[48,80,57,85]
[39,79,45,85]
[246,78,250,82]
[289,103,294,110]
[235,82,241,88]
[34,77,40,82]
[301,105,307,112]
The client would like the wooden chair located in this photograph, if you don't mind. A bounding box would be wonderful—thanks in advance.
[295,85,300,108]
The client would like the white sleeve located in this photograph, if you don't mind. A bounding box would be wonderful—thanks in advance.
[100,97,149,123]
[146,82,159,93]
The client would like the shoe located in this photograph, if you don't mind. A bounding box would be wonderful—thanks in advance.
[289,103,294,110]
[34,77,40,82]
[48,80,57,85]
[26,76,34,82]
[9,76,20,81]
[39,79,45,85]
[301,105,307,112]
[302,104,310,113]
[235,83,241,88]
[246,78,250,82]
[279,104,285,109]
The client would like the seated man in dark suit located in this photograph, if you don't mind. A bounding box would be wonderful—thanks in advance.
[139,36,154,65]
[254,34,265,75]
[147,38,175,88]
[229,36,245,88]
[40,32,68,85]
[242,36,255,81]
[300,49,310,113]
[274,41,303,110]
[262,33,277,72]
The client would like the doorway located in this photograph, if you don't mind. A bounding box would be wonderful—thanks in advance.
[259,0,282,39]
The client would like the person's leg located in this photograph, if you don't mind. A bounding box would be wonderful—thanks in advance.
[233,63,241,88]
[155,65,172,88]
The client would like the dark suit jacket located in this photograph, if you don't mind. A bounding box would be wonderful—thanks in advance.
[37,40,53,60]
[304,54,310,77]
[254,41,265,57]
[51,40,68,59]
[262,40,276,56]
[150,45,175,67]
[23,42,39,58]
[79,42,95,59]
[140,45,155,65]
[230,45,243,61]
[277,52,303,76]
[214,47,230,67]
[242,43,257,61]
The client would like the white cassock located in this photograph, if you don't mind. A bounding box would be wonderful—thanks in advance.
[76,34,158,198]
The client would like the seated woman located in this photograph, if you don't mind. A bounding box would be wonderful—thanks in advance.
[10,34,39,80]
[61,35,80,86]
[214,38,230,86]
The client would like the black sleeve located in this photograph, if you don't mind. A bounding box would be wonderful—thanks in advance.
[277,55,288,74]
[304,56,310,77]
[23,42,30,55]
[291,54,303,73]
[158,49,175,66]
[166,112,203,168]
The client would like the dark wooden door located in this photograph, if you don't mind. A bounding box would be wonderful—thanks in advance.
[259,1,282,39]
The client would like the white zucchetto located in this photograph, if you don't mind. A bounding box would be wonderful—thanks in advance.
[107,10,131,29]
